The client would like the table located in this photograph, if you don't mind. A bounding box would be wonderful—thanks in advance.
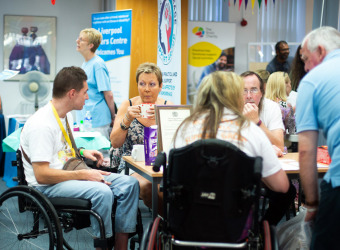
[73,131,110,150]
[0,114,6,176]
[123,153,330,220]
[123,156,163,220]
[280,152,329,178]
[1,124,110,188]
[280,153,329,210]
[3,116,27,187]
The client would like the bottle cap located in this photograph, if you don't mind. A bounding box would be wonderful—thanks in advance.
[80,120,83,124]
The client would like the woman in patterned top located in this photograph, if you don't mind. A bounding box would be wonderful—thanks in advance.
[265,72,295,135]
[110,62,173,211]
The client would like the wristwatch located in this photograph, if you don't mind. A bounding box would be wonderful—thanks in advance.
[120,121,129,130]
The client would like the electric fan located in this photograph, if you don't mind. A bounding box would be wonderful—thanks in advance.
[19,71,51,111]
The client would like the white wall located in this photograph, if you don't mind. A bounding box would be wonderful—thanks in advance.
[229,2,259,74]
[0,0,102,117]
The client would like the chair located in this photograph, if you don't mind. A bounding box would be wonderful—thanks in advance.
[0,150,142,249]
[141,139,278,249]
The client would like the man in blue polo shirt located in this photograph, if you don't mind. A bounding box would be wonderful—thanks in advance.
[296,26,340,250]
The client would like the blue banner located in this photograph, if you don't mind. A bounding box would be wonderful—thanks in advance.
[92,10,131,62]
[92,10,132,107]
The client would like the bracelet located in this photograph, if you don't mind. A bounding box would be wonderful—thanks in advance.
[125,113,132,122]
[257,120,262,126]
[120,120,129,130]
[79,148,85,156]
[306,207,318,212]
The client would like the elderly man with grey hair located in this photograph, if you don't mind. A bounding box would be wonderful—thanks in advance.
[296,26,340,249]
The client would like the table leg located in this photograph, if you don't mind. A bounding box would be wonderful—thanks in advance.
[151,179,159,220]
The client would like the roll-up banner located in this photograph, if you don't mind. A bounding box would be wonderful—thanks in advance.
[187,22,236,104]
[92,10,132,108]
[157,0,181,104]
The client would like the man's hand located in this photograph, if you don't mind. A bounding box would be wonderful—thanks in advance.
[81,169,111,185]
[82,149,104,167]
[243,103,260,124]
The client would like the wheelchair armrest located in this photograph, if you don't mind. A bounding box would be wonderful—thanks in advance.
[50,197,92,209]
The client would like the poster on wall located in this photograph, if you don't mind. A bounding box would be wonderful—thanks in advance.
[187,22,236,104]
[157,0,181,104]
[3,15,57,81]
[92,10,132,108]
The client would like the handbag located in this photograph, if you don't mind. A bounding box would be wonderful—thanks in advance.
[62,157,90,171]
[63,117,91,171]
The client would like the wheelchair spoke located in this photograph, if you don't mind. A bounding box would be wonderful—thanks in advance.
[0,192,56,250]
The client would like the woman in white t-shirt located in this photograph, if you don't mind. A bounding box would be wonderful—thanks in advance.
[172,71,295,225]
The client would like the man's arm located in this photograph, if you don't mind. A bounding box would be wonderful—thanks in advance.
[32,162,111,185]
[243,103,284,151]
[299,130,319,221]
[258,124,284,151]
[103,90,116,126]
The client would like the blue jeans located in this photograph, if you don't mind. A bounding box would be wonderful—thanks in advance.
[35,173,139,238]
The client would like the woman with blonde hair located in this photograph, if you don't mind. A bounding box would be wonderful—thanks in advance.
[265,72,295,134]
[172,71,295,225]
[110,62,173,213]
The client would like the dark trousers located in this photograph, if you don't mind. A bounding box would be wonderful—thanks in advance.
[263,180,297,225]
[311,180,340,250]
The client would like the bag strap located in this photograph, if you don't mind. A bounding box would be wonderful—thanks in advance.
[66,116,82,159]
[21,146,32,165]
[21,117,82,166]
[19,125,32,165]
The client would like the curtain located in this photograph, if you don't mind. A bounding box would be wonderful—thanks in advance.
[257,0,306,62]
[188,0,229,22]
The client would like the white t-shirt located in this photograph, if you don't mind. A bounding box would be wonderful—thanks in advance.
[172,108,282,178]
[20,102,74,186]
[260,98,285,131]
[287,91,297,109]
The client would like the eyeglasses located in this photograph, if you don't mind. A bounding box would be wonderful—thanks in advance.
[280,48,290,52]
[77,37,88,43]
[243,88,259,95]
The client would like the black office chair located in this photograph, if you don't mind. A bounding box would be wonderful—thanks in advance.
[141,139,278,249]
[0,150,142,249]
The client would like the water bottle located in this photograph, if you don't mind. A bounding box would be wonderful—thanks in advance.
[73,122,79,132]
[79,120,84,132]
[84,111,92,132]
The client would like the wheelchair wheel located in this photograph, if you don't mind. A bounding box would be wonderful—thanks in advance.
[142,217,162,250]
[0,190,58,250]
[62,222,96,250]
[263,220,272,250]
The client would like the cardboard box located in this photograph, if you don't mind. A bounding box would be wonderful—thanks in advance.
[317,146,331,165]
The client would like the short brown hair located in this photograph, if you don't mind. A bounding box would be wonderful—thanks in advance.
[52,66,87,98]
[135,62,162,85]
[80,28,102,53]
[255,69,270,84]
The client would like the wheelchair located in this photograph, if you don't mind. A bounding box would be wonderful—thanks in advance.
[0,150,143,250]
[141,139,278,249]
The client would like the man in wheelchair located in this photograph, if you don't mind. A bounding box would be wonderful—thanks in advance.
[19,66,140,249]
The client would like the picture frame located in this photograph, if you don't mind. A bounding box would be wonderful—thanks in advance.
[155,105,192,155]
[3,15,57,81]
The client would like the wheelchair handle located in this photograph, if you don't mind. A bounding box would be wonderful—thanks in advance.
[153,152,166,172]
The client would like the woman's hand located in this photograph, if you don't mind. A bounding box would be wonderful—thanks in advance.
[272,144,284,157]
[146,106,156,120]
[126,105,142,120]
